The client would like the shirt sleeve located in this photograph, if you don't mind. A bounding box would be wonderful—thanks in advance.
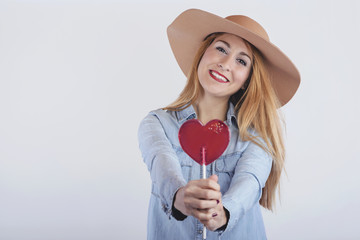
[221,135,272,233]
[138,112,187,218]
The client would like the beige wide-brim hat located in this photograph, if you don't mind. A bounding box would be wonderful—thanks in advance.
[167,8,301,107]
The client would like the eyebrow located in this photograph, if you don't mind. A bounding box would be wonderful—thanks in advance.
[216,40,252,61]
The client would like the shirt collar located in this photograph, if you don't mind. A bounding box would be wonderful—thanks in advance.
[226,102,238,127]
[177,102,238,127]
[177,104,197,124]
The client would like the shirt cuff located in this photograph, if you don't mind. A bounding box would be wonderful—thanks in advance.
[171,205,187,221]
[171,188,187,221]
[215,207,230,232]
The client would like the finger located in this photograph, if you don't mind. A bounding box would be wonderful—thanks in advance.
[201,214,223,231]
[199,213,219,229]
[185,197,218,209]
[184,184,221,200]
[208,174,218,183]
[202,220,217,232]
[191,209,214,221]
[187,178,220,191]
[197,178,221,191]
[185,187,221,201]
[197,189,222,201]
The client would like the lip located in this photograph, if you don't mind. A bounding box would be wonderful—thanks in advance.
[209,70,229,83]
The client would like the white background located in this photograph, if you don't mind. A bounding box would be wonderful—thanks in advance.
[0,0,359,239]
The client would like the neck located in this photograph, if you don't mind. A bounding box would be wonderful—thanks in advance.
[194,95,229,125]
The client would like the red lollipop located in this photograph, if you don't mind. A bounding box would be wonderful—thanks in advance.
[179,119,230,166]
[178,119,230,240]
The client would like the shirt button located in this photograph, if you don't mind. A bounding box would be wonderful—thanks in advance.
[198,230,203,234]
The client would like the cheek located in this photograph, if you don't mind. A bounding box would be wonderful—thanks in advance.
[197,52,214,80]
[201,48,219,65]
[233,70,250,86]
[196,64,207,90]
[197,54,209,73]
[197,59,205,74]
[198,53,211,68]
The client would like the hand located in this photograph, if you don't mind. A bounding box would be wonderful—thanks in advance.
[174,175,228,231]
[200,198,228,231]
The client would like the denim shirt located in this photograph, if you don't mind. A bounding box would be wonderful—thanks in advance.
[138,103,272,240]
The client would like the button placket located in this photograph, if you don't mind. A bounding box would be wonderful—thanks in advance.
[196,221,204,240]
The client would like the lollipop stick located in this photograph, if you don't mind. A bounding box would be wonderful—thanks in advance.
[201,147,207,240]
[202,147,206,180]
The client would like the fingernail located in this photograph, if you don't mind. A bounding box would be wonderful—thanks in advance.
[212,213,218,217]
[217,200,219,204]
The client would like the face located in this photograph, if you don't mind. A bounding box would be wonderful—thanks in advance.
[197,33,252,100]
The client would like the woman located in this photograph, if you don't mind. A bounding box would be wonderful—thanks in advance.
[138,9,300,239]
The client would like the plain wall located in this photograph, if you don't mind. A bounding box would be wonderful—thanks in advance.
[0,0,359,239]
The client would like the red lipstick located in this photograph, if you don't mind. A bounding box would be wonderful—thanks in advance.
[209,70,229,83]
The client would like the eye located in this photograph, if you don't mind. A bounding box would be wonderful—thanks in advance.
[237,58,247,66]
[216,46,227,54]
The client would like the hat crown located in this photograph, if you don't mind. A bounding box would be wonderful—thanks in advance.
[225,15,269,41]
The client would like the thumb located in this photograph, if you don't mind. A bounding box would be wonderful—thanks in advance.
[208,174,218,182]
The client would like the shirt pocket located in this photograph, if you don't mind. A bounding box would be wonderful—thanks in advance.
[215,152,242,194]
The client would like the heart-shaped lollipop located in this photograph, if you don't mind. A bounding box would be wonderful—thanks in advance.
[178,119,230,166]
[178,118,230,240]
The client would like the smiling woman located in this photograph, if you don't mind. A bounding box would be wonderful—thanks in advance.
[197,34,252,103]
[138,8,300,240]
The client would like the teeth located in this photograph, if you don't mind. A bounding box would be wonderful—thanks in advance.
[211,71,228,82]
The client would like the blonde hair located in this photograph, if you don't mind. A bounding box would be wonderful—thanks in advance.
[164,33,285,211]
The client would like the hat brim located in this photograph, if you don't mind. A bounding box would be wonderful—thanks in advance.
[167,9,300,106]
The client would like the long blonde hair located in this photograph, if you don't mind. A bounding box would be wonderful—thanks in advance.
[164,33,285,211]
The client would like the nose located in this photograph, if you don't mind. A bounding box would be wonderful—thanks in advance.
[217,58,231,72]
